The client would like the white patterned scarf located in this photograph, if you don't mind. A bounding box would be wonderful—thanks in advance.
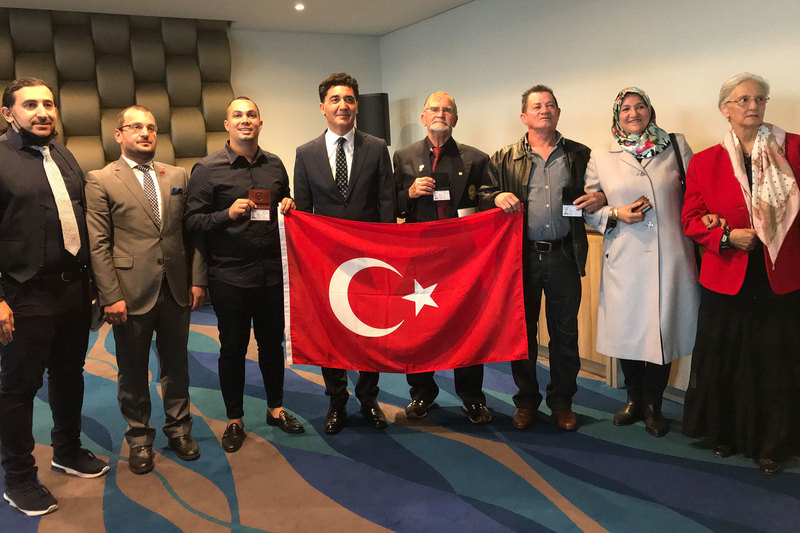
[722,123,800,263]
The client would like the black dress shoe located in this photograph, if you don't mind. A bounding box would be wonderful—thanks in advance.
[712,443,733,458]
[360,403,388,429]
[613,400,642,426]
[642,404,669,437]
[462,403,492,424]
[221,423,246,453]
[323,408,347,435]
[129,445,154,475]
[405,398,438,419]
[267,410,305,434]
[758,458,783,476]
[168,435,200,461]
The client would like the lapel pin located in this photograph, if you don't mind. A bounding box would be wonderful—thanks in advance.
[418,164,424,172]
[458,171,463,176]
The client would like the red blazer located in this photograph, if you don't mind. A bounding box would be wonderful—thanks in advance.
[682,133,800,295]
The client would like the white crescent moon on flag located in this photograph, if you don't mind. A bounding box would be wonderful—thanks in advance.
[328,257,404,337]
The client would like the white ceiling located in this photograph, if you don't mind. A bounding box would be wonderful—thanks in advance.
[0,0,473,35]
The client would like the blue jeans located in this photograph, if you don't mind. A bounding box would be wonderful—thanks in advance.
[513,241,581,412]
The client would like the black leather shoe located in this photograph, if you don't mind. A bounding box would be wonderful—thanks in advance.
[323,407,346,435]
[643,404,669,437]
[168,435,200,461]
[462,403,492,424]
[613,400,642,426]
[758,458,783,476]
[405,399,438,419]
[267,410,305,434]
[713,443,733,458]
[360,403,388,429]
[221,423,246,453]
[129,445,154,475]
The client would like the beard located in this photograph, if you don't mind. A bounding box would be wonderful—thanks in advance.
[126,146,156,161]
[16,123,56,145]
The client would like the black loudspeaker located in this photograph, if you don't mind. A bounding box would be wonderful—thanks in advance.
[357,92,391,146]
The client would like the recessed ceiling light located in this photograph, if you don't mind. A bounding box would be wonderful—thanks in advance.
[295,3,305,10]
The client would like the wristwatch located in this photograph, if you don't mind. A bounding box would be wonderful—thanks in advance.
[719,227,733,251]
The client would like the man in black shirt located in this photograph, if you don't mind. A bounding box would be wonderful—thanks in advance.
[0,78,107,517]
[185,97,304,454]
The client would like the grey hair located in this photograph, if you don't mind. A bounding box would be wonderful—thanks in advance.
[718,73,770,110]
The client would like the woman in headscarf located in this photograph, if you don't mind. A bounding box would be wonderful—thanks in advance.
[681,73,800,475]
[584,87,700,437]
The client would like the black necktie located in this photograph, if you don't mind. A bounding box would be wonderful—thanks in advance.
[335,137,348,197]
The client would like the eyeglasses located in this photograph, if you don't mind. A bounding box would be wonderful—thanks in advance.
[726,96,770,108]
[425,106,455,115]
[120,123,158,134]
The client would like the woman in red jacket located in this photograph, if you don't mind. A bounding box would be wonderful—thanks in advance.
[681,73,800,475]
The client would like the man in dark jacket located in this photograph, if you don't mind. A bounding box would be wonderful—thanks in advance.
[0,78,107,517]
[394,91,491,424]
[479,85,605,432]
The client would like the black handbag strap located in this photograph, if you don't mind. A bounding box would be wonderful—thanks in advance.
[669,133,686,189]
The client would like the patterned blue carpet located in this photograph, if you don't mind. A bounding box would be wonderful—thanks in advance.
[1,305,798,532]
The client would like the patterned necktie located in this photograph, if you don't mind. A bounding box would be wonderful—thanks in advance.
[335,136,348,197]
[136,164,161,229]
[432,146,448,220]
[34,145,81,256]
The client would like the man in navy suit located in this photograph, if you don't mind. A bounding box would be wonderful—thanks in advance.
[294,72,394,434]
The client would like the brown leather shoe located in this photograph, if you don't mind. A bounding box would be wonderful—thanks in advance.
[555,409,578,431]
[512,407,536,429]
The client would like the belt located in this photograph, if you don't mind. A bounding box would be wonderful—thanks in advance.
[530,236,570,253]
[32,266,88,283]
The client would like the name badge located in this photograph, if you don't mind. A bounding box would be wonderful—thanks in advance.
[561,186,583,218]
[432,171,450,202]
[249,189,271,222]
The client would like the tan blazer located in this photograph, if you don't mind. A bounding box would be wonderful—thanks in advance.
[86,158,205,315]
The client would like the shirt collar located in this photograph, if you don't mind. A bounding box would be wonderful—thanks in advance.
[224,141,267,166]
[325,127,355,149]
[522,131,563,157]
[121,154,154,170]
[423,135,456,153]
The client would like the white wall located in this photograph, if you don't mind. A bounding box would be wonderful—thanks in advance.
[380,0,800,157]
[379,0,800,390]
[228,29,382,175]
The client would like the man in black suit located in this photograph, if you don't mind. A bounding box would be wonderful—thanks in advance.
[0,78,108,517]
[294,72,394,434]
[394,91,491,424]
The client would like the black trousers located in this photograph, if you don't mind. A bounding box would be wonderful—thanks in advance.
[0,281,89,487]
[619,359,672,405]
[406,365,486,406]
[322,368,379,410]
[514,241,582,412]
[209,280,286,420]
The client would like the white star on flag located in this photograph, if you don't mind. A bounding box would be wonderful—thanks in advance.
[402,280,438,316]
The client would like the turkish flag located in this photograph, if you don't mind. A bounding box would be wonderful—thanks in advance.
[279,209,528,372]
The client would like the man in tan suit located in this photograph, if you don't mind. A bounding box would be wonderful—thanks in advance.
[85,105,206,474]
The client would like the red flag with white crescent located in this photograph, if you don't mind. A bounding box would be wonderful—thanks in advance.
[279,209,527,372]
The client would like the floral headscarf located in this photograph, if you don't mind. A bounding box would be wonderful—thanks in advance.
[612,87,671,159]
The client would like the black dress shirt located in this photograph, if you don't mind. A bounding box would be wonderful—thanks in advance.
[184,143,291,288]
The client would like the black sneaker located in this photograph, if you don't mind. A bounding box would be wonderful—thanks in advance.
[51,448,109,478]
[3,479,59,516]
[462,403,492,424]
